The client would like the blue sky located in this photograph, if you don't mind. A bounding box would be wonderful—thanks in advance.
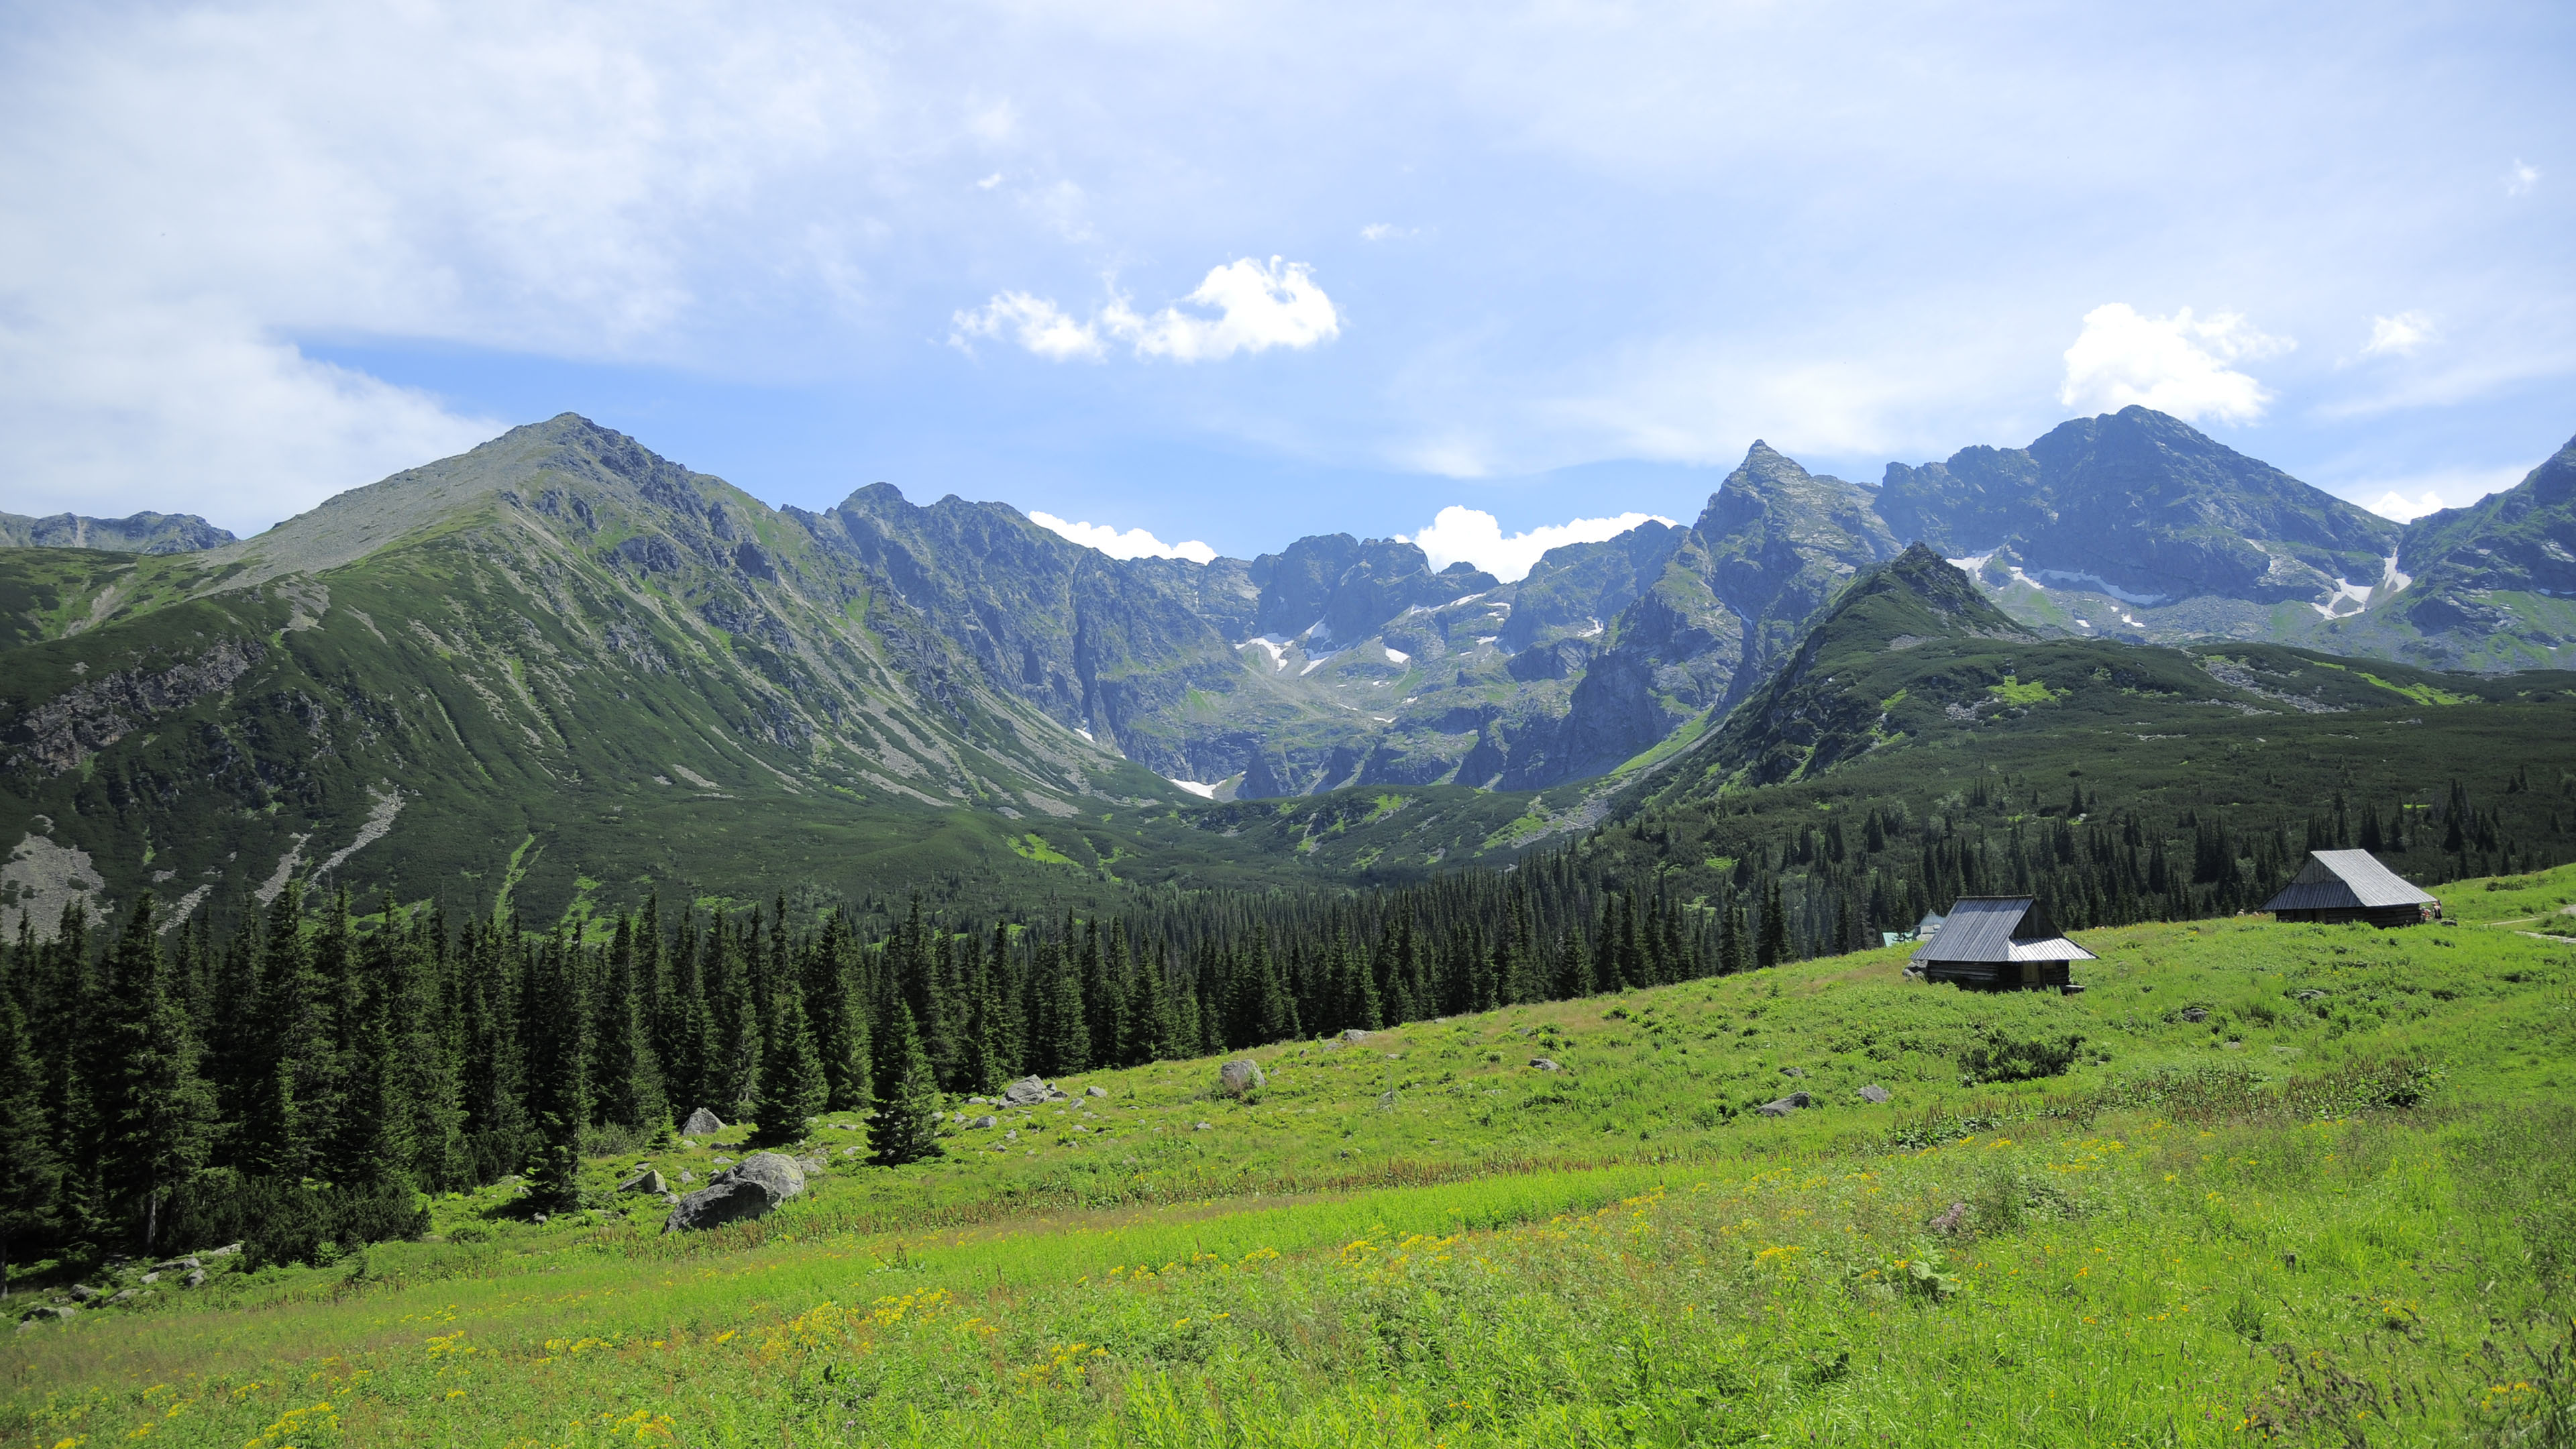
[2,1,2569,573]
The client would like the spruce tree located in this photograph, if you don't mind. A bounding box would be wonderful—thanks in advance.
[524,926,590,1214]
[244,882,326,1181]
[751,978,828,1147]
[1758,877,1788,969]
[0,974,58,1293]
[1040,937,1087,1075]
[594,912,667,1134]
[808,910,872,1113]
[92,895,213,1253]
[870,1004,945,1167]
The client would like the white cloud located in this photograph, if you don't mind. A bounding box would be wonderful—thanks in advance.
[950,292,1105,360]
[2058,303,2292,424]
[1028,510,1218,564]
[959,257,1341,364]
[1401,505,1673,583]
[1106,257,1341,362]
[1359,223,1411,241]
[2507,159,2541,197]
[975,172,1003,189]
[2345,464,2528,523]
[2359,311,2434,358]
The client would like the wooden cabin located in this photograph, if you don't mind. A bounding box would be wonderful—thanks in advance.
[1909,896,2094,991]
[2262,849,2438,928]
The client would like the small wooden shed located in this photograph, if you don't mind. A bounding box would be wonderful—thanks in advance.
[2263,849,2438,928]
[1909,896,2094,991]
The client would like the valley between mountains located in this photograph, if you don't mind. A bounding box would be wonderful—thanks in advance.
[3,407,2575,936]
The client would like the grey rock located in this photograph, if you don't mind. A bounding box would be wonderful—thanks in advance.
[1004,1129,1018,1141]
[183,1269,207,1289]
[152,1256,201,1273]
[1219,1059,1267,1097]
[843,1146,863,1157]
[2296,989,2326,1002]
[971,1114,1000,1129]
[1085,1085,1108,1097]
[198,1242,242,1259]
[1929,1201,1970,1234]
[67,1283,99,1303]
[1338,1028,1371,1044]
[616,1168,666,1195]
[662,1151,806,1233]
[1756,1091,1814,1118]
[1195,1122,1213,1131]
[140,1271,160,1284]
[1529,1057,1562,1072]
[2179,1007,2210,1023]
[1000,1075,1055,1107]
[109,1288,140,1304]
[18,1304,74,1324]
[1857,1085,1891,1104]
[1780,1066,1805,1078]
[679,1169,696,1185]
[682,1107,727,1136]
[795,1152,828,1174]
[711,1156,735,1166]
[532,1214,547,1225]
[1377,1090,1397,1108]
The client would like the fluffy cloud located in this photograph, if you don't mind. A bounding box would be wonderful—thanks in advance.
[959,258,1340,364]
[2360,312,2434,358]
[1402,505,1673,584]
[950,292,1107,361]
[2508,160,2541,197]
[1028,510,1218,564]
[2350,464,2528,523]
[2059,303,2291,424]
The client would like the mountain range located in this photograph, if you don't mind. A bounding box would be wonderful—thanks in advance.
[3,407,2570,934]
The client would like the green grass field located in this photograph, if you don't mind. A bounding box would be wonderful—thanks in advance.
[9,865,2576,1446]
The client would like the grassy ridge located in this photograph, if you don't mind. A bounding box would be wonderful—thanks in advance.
[8,865,2575,1444]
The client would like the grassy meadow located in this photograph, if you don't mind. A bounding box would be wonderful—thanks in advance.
[8,865,2576,1446]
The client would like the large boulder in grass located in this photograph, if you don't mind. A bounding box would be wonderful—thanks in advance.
[1756,1091,1814,1118]
[1000,1076,1057,1107]
[617,1167,665,1195]
[1219,1059,1266,1097]
[661,1151,806,1233]
[682,1107,728,1136]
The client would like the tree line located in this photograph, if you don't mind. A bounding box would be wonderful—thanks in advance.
[2,769,2557,1281]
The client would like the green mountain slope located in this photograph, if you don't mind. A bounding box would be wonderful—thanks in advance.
[0,417,1357,937]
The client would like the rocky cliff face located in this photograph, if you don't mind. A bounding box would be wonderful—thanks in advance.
[2365,432,2576,669]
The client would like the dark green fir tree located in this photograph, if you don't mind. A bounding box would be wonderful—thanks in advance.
[870,1004,944,1167]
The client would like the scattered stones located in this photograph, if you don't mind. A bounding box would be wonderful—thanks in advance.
[183,1269,206,1288]
[617,1168,666,1195]
[199,1242,242,1260]
[1338,1028,1371,1044]
[67,1284,99,1303]
[1218,1059,1266,1097]
[1929,1201,1970,1234]
[140,1271,160,1285]
[712,1156,735,1166]
[152,1256,201,1274]
[109,1288,140,1304]
[532,1214,547,1225]
[680,1170,697,1185]
[2178,1007,2210,1024]
[18,1305,74,1324]
[971,1114,999,1129]
[1857,1085,1891,1104]
[1194,1122,1212,1131]
[1005,1129,1019,1142]
[1779,1066,1805,1078]
[1377,1090,1396,1109]
[1529,1057,1562,1072]
[2296,989,2326,1002]
[842,1146,863,1157]
[682,1107,727,1136]
[1085,1085,1108,1098]
[1756,1091,1814,1118]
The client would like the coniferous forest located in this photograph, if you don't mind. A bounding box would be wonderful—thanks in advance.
[6,762,2565,1279]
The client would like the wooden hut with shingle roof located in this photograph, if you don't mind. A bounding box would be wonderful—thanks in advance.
[2262,849,2438,928]
[1908,896,2094,991]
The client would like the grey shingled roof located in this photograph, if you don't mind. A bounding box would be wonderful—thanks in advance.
[1910,896,2095,964]
[2263,850,2436,913]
